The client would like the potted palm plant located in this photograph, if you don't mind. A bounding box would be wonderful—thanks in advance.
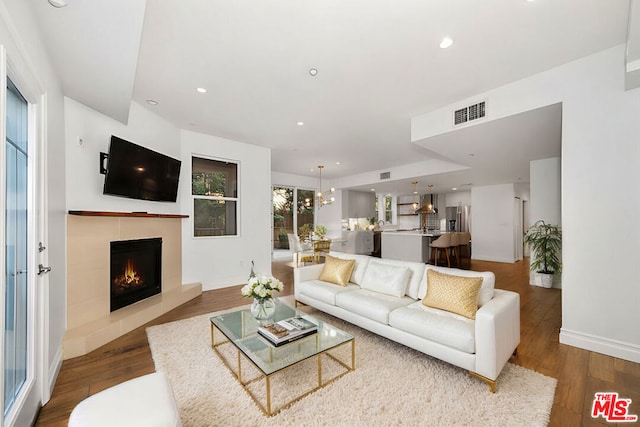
[524,220,562,288]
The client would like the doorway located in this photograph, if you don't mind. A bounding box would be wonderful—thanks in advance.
[1,64,49,426]
[271,186,315,255]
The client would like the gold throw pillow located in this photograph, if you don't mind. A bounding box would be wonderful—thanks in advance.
[319,255,356,286]
[422,270,483,319]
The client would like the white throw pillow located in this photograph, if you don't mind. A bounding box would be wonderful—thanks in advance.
[361,261,411,298]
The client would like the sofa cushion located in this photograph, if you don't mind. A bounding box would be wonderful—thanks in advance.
[389,302,476,354]
[296,280,359,305]
[319,255,356,286]
[365,258,426,299]
[328,252,371,285]
[422,270,483,319]
[335,289,414,324]
[360,260,411,297]
[419,265,495,306]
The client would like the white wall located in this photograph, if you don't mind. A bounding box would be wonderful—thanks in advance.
[65,98,182,213]
[1,0,67,399]
[412,45,640,363]
[445,190,471,207]
[529,157,562,287]
[530,157,561,226]
[180,130,272,290]
[64,100,274,290]
[471,184,516,263]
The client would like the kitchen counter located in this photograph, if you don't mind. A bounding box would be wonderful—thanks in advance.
[381,230,448,263]
[382,230,444,237]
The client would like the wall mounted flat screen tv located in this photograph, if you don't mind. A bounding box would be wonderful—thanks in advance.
[103,136,182,202]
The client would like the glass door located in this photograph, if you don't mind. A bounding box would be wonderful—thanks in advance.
[4,79,29,421]
[272,187,294,250]
[296,189,315,242]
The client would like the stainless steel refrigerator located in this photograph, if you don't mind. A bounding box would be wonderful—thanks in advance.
[445,204,471,232]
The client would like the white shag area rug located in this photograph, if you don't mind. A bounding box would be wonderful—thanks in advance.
[146,301,556,427]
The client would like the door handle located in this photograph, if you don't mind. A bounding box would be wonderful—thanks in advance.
[38,264,51,275]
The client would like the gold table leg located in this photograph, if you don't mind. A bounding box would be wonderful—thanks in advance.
[210,323,356,417]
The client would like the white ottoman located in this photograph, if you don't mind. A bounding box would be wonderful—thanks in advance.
[68,372,181,427]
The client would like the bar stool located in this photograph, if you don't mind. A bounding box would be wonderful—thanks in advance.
[449,232,461,266]
[430,233,451,267]
[458,232,471,263]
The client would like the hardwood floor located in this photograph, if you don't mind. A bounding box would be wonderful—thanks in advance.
[35,258,638,426]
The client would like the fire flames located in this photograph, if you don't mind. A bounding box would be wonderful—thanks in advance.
[112,259,144,293]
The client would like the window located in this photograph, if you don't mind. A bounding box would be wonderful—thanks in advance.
[384,196,393,223]
[192,157,238,236]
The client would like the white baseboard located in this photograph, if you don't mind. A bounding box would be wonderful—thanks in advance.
[560,328,640,363]
[471,254,516,263]
[48,344,63,396]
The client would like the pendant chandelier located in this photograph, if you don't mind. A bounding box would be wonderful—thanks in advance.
[427,184,437,213]
[412,181,419,210]
[316,165,335,207]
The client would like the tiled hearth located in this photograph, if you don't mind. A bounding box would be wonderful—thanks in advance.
[64,212,201,359]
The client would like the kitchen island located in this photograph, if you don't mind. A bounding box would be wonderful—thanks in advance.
[381,230,446,263]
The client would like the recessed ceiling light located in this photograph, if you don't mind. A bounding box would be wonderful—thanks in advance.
[48,0,67,7]
[336,161,341,165]
[452,187,457,191]
[309,68,318,77]
[297,121,304,126]
[146,99,158,106]
[310,168,314,172]
[196,87,207,93]
[439,37,454,49]
[371,189,375,192]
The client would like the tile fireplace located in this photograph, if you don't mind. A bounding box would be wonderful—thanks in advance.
[110,237,162,312]
[64,212,201,359]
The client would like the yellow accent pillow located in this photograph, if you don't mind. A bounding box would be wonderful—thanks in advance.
[319,255,356,287]
[422,270,484,319]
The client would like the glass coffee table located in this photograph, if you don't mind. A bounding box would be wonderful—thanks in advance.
[210,301,355,416]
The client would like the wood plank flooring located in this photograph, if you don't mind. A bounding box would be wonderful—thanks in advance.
[35,258,639,426]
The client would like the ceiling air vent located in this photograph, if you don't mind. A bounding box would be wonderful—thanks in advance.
[454,101,486,126]
[380,171,391,180]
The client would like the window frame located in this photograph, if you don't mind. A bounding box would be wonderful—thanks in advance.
[191,155,240,238]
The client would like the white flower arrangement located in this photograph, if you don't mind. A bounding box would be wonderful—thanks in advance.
[241,275,284,301]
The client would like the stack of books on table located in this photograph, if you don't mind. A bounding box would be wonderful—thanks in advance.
[257,317,318,347]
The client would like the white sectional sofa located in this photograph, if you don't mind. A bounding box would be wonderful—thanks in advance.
[294,252,520,391]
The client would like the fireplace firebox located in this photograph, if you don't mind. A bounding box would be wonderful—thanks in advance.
[110,238,162,312]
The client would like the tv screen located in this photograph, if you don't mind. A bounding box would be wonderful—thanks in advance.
[103,136,181,202]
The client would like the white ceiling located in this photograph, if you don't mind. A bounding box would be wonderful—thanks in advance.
[30,0,630,195]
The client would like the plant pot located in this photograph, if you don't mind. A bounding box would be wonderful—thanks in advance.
[535,273,554,288]
[251,298,276,326]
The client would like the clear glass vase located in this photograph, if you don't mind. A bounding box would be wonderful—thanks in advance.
[251,297,276,326]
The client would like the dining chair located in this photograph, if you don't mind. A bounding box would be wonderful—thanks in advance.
[313,239,332,264]
[287,233,314,267]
